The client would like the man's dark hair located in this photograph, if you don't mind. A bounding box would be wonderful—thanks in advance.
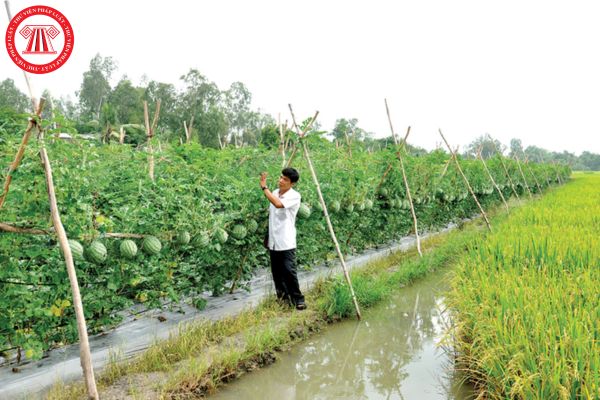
[282,167,300,183]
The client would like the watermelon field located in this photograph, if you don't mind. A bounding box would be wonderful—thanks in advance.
[0,130,568,365]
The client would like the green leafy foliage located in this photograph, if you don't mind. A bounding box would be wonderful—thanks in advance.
[0,137,569,361]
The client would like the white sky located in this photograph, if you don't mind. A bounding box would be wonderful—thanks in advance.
[2,0,599,155]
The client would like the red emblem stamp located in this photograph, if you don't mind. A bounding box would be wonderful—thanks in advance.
[5,5,74,74]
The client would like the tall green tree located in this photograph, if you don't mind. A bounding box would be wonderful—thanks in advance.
[143,80,179,139]
[108,77,143,125]
[331,118,368,142]
[0,78,29,113]
[509,138,524,159]
[78,54,117,120]
[465,133,505,159]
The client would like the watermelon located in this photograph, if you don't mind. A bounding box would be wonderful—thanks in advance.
[314,201,323,212]
[357,202,366,211]
[378,187,389,197]
[246,219,258,233]
[345,203,355,213]
[215,228,228,244]
[364,199,374,210]
[86,241,107,264]
[231,224,247,240]
[435,188,445,200]
[194,232,211,248]
[175,231,191,245]
[142,236,162,255]
[330,200,341,213]
[120,240,138,259]
[298,203,311,219]
[68,240,84,261]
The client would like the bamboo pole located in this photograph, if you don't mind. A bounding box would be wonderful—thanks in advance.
[553,161,563,184]
[289,105,361,320]
[514,156,533,199]
[384,105,421,256]
[491,141,520,200]
[34,100,99,399]
[284,113,318,168]
[229,253,249,294]
[188,115,194,144]
[144,100,161,182]
[384,98,399,145]
[279,115,287,168]
[4,1,36,113]
[524,157,543,193]
[343,129,353,159]
[119,126,125,144]
[477,147,509,213]
[440,146,459,178]
[438,129,492,231]
[0,222,52,235]
[0,103,45,209]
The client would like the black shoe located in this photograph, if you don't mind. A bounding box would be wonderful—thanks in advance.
[295,302,307,310]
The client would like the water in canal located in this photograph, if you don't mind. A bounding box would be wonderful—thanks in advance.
[210,269,473,400]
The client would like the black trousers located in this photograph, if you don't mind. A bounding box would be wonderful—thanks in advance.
[269,249,304,304]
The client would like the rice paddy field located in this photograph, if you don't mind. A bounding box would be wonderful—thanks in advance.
[449,173,600,399]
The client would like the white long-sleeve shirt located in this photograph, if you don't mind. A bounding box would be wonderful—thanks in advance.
[268,188,301,251]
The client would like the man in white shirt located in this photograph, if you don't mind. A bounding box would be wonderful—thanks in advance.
[260,168,306,310]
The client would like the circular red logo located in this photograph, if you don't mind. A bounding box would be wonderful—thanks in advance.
[5,5,74,74]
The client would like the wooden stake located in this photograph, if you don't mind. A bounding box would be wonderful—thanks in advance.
[4,1,36,113]
[383,107,422,256]
[438,129,492,231]
[514,156,533,199]
[477,148,509,213]
[440,146,459,178]
[384,98,399,145]
[289,105,361,320]
[229,253,249,294]
[278,114,287,168]
[119,126,125,144]
[0,222,52,235]
[553,161,563,184]
[34,100,99,399]
[491,141,520,200]
[524,157,543,193]
[0,102,45,209]
[144,100,161,182]
[343,129,353,159]
[285,112,318,168]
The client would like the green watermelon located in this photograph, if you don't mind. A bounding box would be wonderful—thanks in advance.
[120,240,138,259]
[298,203,311,219]
[246,219,258,234]
[314,201,323,212]
[194,232,210,248]
[435,188,445,200]
[357,202,366,212]
[364,199,374,210]
[330,200,341,213]
[231,224,247,240]
[215,228,228,244]
[142,236,162,255]
[378,187,389,197]
[86,241,107,264]
[345,203,355,213]
[68,240,84,261]
[175,231,191,245]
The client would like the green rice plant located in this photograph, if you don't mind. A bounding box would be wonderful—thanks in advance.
[449,174,600,399]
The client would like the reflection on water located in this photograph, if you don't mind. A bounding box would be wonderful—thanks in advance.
[211,271,472,400]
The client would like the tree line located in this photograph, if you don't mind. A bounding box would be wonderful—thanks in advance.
[0,54,599,170]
